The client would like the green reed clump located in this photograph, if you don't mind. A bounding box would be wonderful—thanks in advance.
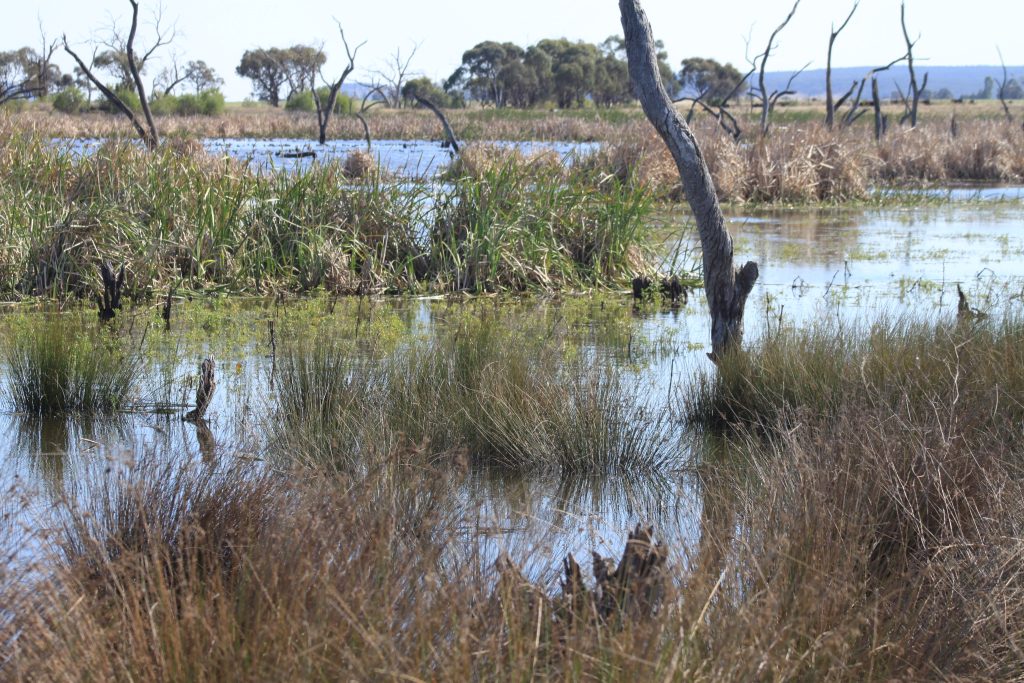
[684,311,1024,435]
[433,150,650,292]
[2,316,143,415]
[0,121,653,301]
[270,311,675,474]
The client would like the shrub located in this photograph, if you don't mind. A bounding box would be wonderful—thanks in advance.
[285,90,315,112]
[52,87,87,114]
[149,94,179,116]
[97,86,141,114]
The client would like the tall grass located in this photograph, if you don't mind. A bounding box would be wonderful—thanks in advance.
[0,122,652,301]
[2,316,143,415]
[5,364,1024,680]
[684,312,1024,434]
[269,312,676,474]
[587,118,1024,203]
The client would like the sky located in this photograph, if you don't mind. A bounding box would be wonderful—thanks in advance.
[5,0,1023,101]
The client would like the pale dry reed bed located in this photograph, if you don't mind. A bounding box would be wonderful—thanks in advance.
[585,118,1024,202]
[6,107,634,142]
[2,312,1024,680]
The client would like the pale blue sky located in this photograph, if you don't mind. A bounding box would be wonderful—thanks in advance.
[6,1,1023,100]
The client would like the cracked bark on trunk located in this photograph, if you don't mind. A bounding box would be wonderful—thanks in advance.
[620,0,758,360]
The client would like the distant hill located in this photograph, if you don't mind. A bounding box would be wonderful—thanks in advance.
[759,65,1024,100]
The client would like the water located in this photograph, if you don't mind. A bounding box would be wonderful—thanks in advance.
[3,198,1024,576]
[57,137,600,176]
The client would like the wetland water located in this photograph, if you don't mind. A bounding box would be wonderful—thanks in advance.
[3,198,1024,576]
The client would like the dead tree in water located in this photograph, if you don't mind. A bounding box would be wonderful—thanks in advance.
[96,263,125,322]
[825,1,860,130]
[748,0,806,136]
[415,95,460,156]
[898,1,927,128]
[620,0,758,360]
[63,0,168,149]
[311,22,364,145]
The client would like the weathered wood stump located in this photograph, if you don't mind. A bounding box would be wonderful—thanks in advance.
[497,525,667,628]
[96,263,125,322]
[184,357,216,422]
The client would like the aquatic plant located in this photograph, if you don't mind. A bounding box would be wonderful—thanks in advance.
[2,316,144,415]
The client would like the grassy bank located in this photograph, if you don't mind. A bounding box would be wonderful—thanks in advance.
[0,122,652,301]
[3,307,1024,680]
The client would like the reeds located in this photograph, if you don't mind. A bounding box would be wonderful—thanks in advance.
[2,316,143,415]
[0,123,652,300]
[270,312,676,474]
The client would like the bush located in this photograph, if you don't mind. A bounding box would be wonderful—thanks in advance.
[197,89,225,115]
[149,94,179,116]
[52,87,87,114]
[97,86,141,114]
[285,90,315,112]
[149,90,225,117]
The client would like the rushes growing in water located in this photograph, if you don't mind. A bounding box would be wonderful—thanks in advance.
[0,125,652,301]
[2,316,143,415]
[270,313,676,474]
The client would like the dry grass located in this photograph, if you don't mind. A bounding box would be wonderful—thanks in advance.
[585,117,1024,203]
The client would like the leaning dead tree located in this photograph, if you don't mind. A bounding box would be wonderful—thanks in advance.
[311,22,364,145]
[416,95,460,156]
[63,0,169,149]
[898,1,927,128]
[836,55,908,134]
[621,0,758,360]
[825,1,859,129]
[749,0,806,136]
[673,69,750,140]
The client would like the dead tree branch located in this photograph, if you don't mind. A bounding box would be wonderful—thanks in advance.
[750,0,802,135]
[826,1,859,129]
[997,47,1014,123]
[311,21,364,145]
[899,1,927,127]
[371,42,420,108]
[621,0,758,360]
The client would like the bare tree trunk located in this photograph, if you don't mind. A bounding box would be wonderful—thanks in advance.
[825,2,859,130]
[63,0,160,149]
[899,1,927,128]
[312,23,363,145]
[872,77,884,141]
[416,95,460,156]
[621,0,758,360]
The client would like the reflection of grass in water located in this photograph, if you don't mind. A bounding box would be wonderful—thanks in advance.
[2,316,144,416]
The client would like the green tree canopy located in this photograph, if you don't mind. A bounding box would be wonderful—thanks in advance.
[679,57,745,104]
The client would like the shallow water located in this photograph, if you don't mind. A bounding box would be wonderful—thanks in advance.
[3,198,1024,575]
[58,137,600,176]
